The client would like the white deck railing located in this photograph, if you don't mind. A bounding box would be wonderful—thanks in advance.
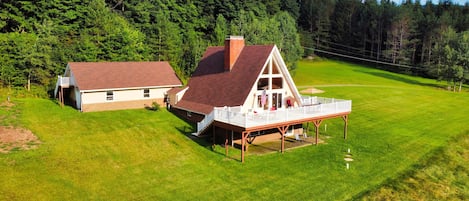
[193,109,215,136]
[54,76,71,97]
[59,76,70,87]
[213,97,351,129]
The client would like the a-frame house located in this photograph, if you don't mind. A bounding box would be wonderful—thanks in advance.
[169,36,351,162]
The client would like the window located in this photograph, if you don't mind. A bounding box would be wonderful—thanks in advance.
[143,89,150,98]
[262,66,269,74]
[257,78,268,90]
[106,91,113,101]
[272,62,280,74]
[272,78,283,89]
[257,94,269,109]
[258,93,282,110]
[262,60,280,74]
[272,93,282,109]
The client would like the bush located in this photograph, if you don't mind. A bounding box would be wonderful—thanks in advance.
[151,102,160,111]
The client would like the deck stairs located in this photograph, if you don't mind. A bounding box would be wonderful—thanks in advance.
[192,110,215,136]
[54,76,70,97]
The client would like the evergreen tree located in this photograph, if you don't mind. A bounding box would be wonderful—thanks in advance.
[212,14,228,46]
[1,0,468,91]
[274,12,303,70]
[330,0,361,47]
[430,27,461,90]
[0,32,36,88]
[384,4,418,65]
[280,0,300,21]
[456,31,469,91]
[154,12,183,76]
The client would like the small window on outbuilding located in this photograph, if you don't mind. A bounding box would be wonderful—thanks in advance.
[106,91,114,101]
[144,89,150,98]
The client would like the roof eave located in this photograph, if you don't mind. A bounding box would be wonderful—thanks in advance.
[79,84,183,93]
[172,105,209,116]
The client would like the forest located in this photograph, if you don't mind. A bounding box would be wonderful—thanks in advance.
[0,0,468,93]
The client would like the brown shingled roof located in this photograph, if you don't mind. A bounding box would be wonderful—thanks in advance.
[175,45,274,115]
[166,87,187,95]
[69,61,182,91]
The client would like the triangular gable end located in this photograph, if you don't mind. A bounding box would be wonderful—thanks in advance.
[241,45,302,112]
[271,46,302,104]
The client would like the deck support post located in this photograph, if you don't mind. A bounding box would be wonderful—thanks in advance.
[342,115,349,139]
[277,125,289,153]
[212,125,216,145]
[241,131,250,163]
[59,86,64,107]
[225,130,229,156]
[313,120,323,145]
[58,87,61,107]
[231,131,234,147]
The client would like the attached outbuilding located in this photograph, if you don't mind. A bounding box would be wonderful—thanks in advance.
[54,61,182,112]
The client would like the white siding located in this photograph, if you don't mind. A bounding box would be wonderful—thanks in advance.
[243,86,258,113]
[73,87,81,109]
[81,87,172,104]
[149,88,168,99]
[82,91,107,104]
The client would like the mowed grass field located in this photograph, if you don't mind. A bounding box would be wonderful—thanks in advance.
[1,60,469,200]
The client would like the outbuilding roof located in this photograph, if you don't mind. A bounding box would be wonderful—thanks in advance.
[68,61,182,91]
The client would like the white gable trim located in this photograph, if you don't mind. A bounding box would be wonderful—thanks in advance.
[271,46,302,106]
[174,86,189,97]
[241,45,302,112]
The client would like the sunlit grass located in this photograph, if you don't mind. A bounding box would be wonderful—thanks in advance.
[0,60,468,200]
[362,131,469,200]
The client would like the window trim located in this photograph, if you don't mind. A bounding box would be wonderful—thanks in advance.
[143,89,150,98]
[106,91,114,101]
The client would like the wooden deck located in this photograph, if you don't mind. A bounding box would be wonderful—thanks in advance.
[213,97,351,130]
[210,97,352,163]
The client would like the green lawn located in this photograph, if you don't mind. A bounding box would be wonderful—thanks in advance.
[1,60,469,200]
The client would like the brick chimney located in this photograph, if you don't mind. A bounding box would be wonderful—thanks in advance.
[224,36,245,71]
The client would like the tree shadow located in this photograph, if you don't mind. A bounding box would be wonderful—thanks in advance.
[174,124,242,161]
[172,115,214,149]
[355,69,444,89]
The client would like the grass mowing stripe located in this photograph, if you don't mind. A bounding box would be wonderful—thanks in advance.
[1,60,468,200]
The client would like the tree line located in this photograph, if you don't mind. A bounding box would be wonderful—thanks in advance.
[299,0,468,91]
[0,0,467,92]
[0,0,302,91]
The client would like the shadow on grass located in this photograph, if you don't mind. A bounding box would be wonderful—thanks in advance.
[174,125,211,147]
[351,145,448,200]
[173,122,242,161]
[355,69,444,89]
[170,111,320,162]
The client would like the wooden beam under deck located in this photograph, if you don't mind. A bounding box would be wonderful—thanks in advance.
[313,119,323,145]
[342,115,349,139]
[211,112,351,163]
[277,125,289,153]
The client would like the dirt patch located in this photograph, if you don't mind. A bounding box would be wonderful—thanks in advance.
[0,126,41,153]
[0,100,15,107]
[300,87,324,94]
